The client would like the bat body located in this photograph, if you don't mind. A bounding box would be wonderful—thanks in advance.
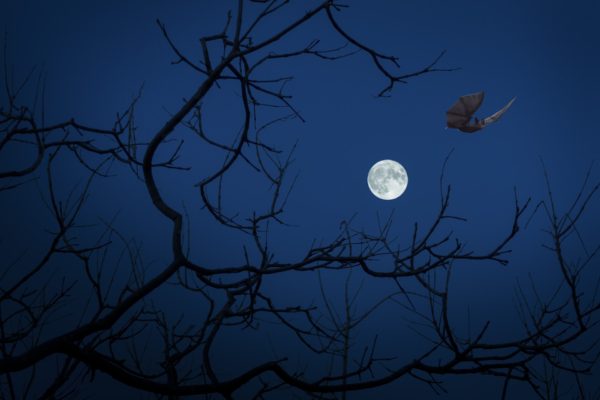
[446,91,516,133]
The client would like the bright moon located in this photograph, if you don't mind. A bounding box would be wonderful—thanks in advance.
[367,159,408,200]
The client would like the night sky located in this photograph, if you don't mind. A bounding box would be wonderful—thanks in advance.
[2,0,600,398]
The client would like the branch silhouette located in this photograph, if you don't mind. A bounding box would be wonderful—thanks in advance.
[1,1,599,399]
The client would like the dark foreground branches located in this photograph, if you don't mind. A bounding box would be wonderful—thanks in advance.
[1,1,599,399]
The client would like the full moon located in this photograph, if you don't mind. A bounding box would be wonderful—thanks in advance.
[367,159,408,200]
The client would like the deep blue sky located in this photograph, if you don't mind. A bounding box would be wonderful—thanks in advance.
[2,0,600,398]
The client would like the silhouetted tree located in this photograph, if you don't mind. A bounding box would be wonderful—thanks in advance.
[1,1,599,399]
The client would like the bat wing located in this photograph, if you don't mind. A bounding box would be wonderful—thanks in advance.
[446,91,485,129]
[482,96,516,126]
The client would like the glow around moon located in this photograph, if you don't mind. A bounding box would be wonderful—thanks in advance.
[367,159,408,200]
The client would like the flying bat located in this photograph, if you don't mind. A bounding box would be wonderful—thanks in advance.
[446,91,516,133]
